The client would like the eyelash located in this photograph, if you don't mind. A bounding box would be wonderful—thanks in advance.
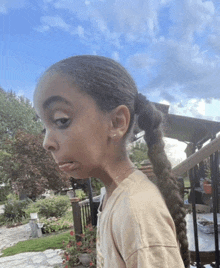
[54,118,70,129]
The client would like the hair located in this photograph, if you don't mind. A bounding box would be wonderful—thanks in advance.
[43,55,190,267]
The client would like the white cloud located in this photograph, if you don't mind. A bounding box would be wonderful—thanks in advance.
[164,137,187,168]
[0,0,26,14]
[112,51,120,62]
[168,98,220,122]
[17,89,25,97]
[170,99,205,118]
[144,39,220,100]
[35,16,71,32]
[208,16,220,52]
[169,0,215,41]
[42,0,163,45]
[77,25,84,38]
[128,53,156,70]
[160,100,170,106]
[0,5,6,14]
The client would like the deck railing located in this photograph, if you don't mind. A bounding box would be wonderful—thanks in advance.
[71,195,100,241]
[173,135,220,267]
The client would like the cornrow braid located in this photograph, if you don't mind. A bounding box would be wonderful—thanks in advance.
[135,93,190,268]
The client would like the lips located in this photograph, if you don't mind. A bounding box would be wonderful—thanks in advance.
[58,161,79,172]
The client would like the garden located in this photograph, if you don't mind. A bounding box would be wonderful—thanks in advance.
[0,191,97,267]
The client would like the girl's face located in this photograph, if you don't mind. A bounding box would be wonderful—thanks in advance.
[34,73,111,179]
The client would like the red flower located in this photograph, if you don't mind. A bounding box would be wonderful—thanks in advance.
[66,255,70,261]
[77,241,82,246]
[90,262,94,266]
[65,265,68,268]
[70,231,75,236]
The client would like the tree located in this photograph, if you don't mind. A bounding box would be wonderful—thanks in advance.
[0,87,43,186]
[2,131,70,199]
[0,88,43,143]
[0,88,69,198]
[129,141,149,167]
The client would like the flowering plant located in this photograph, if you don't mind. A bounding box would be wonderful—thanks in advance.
[62,224,97,267]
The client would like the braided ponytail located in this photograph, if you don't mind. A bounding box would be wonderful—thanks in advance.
[135,93,190,268]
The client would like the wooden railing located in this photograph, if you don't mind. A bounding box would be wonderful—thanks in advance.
[172,135,220,177]
[172,135,220,267]
[70,195,101,241]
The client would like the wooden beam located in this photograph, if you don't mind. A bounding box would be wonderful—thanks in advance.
[172,135,220,176]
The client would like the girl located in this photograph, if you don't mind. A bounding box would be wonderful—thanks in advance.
[34,55,190,268]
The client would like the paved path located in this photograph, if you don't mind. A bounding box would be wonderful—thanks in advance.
[0,223,32,251]
[0,249,64,268]
[0,223,65,267]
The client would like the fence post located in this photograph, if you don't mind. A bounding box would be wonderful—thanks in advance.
[70,197,82,242]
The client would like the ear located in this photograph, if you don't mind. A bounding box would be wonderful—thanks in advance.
[109,105,130,139]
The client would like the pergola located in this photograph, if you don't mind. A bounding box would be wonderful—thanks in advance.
[133,102,220,156]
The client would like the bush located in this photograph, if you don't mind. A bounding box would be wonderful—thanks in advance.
[63,225,96,268]
[91,178,104,196]
[3,198,32,223]
[25,195,70,219]
[0,213,5,226]
[0,186,11,202]
[41,216,73,234]
[75,189,87,201]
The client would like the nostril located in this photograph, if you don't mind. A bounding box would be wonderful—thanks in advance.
[47,145,56,151]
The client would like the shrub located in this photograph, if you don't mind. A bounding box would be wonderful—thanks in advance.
[0,213,5,226]
[62,225,96,268]
[75,189,87,201]
[91,178,104,196]
[3,198,32,223]
[0,186,11,202]
[41,216,73,234]
[25,195,70,219]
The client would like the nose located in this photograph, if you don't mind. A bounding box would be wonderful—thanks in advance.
[43,130,58,152]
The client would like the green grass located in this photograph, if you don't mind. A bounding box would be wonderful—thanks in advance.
[183,177,191,201]
[183,177,190,188]
[1,230,73,257]
[0,201,5,205]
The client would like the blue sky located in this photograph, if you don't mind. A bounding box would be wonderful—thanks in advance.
[1,0,220,122]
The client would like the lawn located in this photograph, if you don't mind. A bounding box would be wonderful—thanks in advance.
[184,176,190,188]
[183,176,191,201]
[1,229,73,257]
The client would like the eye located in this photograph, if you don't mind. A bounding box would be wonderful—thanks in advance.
[54,118,70,128]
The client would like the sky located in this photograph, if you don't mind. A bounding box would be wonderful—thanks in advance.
[1,0,220,165]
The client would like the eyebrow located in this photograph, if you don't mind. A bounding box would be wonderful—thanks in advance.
[43,95,72,110]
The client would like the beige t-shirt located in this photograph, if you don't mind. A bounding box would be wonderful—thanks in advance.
[96,170,185,268]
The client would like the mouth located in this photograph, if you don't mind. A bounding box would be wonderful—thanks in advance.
[57,161,79,172]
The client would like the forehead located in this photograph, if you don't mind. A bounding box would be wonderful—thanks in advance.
[34,72,72,101]
[33,72,101,118]
[34,73,78,112]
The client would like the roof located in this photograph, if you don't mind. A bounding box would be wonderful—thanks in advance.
[133,102,220,145]
[163,114,220,144]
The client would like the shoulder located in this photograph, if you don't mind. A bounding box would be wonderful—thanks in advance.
[111,170,178,253]
[113,170,168,216]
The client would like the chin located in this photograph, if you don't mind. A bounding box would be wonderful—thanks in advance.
[67,170,90,180]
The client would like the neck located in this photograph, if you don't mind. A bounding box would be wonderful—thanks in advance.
[97,156,136,198]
